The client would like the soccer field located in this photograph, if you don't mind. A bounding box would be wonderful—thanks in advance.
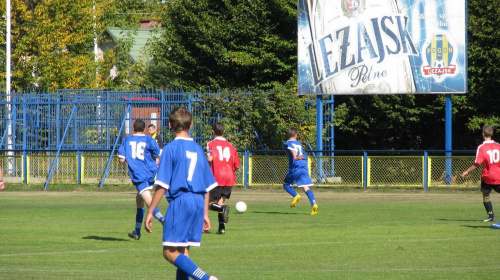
[1,187,499,280]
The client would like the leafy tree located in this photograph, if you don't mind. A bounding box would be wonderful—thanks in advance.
[97,0,166,89]
[0,0,112,90]
[147,0,297,91]
[329,0,500,150]
[193,83,316,150]
[461,0,500,140]
[101,0,164,28]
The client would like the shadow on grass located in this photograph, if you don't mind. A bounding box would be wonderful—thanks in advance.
[251,211,299,215]
[461,225,496,229]
[436,218,480,222]
[83,235,129,242]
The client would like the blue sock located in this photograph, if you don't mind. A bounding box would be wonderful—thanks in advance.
[283,184,298,197]
[173,254,210,280]
[153,207,164,223]
[306,190,316,206]
[135,208,145,234]
[484,201,494,217]
[176,268,189,280]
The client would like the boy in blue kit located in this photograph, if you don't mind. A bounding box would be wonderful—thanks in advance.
[145,107,219,280]
[118,118,165,240]
[283,127,319,215]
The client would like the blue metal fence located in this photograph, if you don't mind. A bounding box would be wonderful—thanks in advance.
[0,89,336,152]
[1,89,193,151]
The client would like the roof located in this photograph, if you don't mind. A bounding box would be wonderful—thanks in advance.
[104,27,164,63]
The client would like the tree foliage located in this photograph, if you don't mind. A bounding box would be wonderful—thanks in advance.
[463,0,500,132]
[193,83,316,150]
[0,0,111,90]
[147,0,297,91]
[0,0,498,150]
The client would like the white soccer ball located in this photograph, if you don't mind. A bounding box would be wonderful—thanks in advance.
[235,201,247,213]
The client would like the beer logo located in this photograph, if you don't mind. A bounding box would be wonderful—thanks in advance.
[423,34,456,80]
[342,0,365,17]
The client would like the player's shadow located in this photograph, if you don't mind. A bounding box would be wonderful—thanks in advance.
[251,211,299,215]
[82,235,129,242]
[436,218,479,222]
[462,225,496,229]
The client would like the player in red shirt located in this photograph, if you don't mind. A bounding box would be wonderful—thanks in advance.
[206,122,240,234]
[461,125,500,224]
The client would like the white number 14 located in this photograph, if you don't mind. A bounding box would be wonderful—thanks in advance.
[216,146,231,162]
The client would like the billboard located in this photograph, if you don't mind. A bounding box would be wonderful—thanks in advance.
[298,0,467,95]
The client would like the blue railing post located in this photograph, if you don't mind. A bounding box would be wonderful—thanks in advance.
[363,151,368,188]
[445,94,452,185]
[244,150,249,189]
[77,150,82,184]
[423,151,428,190]
[44,105,77,190]
[99,105,131,189]
[23,150,27,184]
[316,95,325,183]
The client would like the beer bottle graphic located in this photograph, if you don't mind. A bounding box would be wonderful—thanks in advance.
[300,0,418,94]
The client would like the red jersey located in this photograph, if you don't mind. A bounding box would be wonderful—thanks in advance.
[475,140,500,184]
[206,137,240,187]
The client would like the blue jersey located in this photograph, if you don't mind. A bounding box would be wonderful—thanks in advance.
[118,134,160,183]
[155,137,217,201]
[284,140,308,171]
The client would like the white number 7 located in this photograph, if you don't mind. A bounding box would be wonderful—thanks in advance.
[186,151,197,181]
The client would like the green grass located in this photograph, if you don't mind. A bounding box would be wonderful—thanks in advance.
[1,186,500,279]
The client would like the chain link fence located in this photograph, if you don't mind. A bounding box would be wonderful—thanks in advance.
[310,156,364,187]
[0,153,480,189]
[26,154,78,184]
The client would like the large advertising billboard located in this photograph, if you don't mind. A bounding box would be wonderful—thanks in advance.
[298,0,467,95]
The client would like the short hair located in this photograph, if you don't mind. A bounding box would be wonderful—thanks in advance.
[169,107,192,133]
[212,122,225,136]
[483,125,494,137]
[287,127,299,138]
[148,124,156,129]
[133,119,146,132]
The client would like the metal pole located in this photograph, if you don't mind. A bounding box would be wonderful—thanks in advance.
[6,0,14,172]
[316,95,324,183]
[6,0,11,98]
[445,94,452,185]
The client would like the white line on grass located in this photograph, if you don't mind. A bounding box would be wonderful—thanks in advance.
[298,266,500,273]
[207,234,491,249]
[0,235,489,258]
[0,249,107,257]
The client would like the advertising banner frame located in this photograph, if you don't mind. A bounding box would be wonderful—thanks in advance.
[297,0,468,95]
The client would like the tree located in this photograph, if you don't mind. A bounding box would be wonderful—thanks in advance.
[101,0,164,28]
[461,0,500,138]
[328,0,500,150]
[0,0,113,90]
[147,0,297,91]
[193,83,316,151]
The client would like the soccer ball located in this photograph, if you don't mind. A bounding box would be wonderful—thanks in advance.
[235,201,247,213]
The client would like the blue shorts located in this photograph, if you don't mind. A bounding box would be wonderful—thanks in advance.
[134,179,154,195]
[283,168,314,188]
[163,192,205,247]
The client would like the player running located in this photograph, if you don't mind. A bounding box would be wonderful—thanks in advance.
[206,122,240,234]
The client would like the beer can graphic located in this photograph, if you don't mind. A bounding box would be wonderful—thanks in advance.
[298,0,467,94]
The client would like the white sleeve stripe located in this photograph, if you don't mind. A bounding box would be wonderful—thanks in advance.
[154,180,170,189]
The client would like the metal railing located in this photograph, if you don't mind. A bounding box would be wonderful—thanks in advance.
[0,150,480,190]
